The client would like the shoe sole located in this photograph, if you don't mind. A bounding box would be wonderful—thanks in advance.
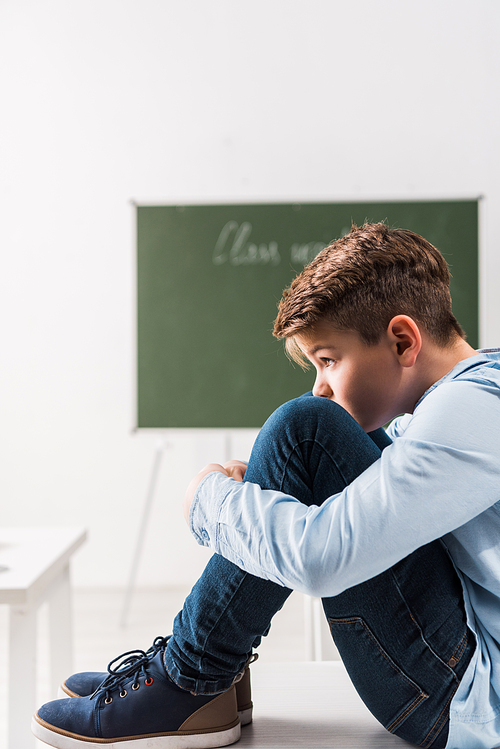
[32,713,241,749]
[237,707,252,726]
[57,686,253,726]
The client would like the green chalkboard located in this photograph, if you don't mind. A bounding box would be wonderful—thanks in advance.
[137,201,478,428]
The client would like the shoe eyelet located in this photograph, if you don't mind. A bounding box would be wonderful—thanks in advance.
[145,677,153,686]
[120,689,127,698]
[132,682,140,691]
[104,696,113,705]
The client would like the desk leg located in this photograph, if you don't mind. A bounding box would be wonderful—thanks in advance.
[9,604,36,749]
[48,563,73,698]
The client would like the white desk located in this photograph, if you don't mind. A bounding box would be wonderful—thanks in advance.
[0,527,86,749]
[239,661,413,748]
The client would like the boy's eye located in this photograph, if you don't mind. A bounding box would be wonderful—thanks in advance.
[322,358,335,367]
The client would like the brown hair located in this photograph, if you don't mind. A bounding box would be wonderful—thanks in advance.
[273,222,464,364]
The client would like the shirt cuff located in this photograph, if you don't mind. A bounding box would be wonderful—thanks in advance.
[189,471,233,547]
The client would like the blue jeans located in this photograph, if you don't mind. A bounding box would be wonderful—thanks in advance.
[165,395,475,748]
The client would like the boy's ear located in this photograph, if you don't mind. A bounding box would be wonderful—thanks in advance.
[387,316,422,367]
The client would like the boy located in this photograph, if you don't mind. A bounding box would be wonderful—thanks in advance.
[33,223,500,748]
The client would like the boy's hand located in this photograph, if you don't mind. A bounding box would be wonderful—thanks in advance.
[223,459,247,482]
[183,460,247,523]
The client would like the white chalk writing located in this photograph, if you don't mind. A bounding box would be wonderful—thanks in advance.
[212,220,328,268]
[212,221,281,266]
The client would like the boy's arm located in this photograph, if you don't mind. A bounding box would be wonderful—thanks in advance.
[187,380,500,598]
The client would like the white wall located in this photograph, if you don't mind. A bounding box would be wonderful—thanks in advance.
[1,0,499,588]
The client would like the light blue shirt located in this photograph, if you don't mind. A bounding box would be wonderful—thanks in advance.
[190,351,500,748]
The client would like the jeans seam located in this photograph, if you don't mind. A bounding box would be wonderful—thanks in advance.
[329,616,427,694]
[330,615,430,737]
[387,692,428,734]
[391,569,460,683]
[420,685,458,748]
[449,630,468,665]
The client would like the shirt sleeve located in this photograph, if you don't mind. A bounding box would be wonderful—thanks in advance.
[190,378,500,597]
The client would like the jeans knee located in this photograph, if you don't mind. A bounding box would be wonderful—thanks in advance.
[276,393,349,422]
[261,394,354,443]
[246,394,381,500]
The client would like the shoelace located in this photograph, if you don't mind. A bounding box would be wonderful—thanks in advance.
[91,635,170,704]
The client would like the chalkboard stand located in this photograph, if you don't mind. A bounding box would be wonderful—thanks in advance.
[120,431,240,627]
[120,438,171,627]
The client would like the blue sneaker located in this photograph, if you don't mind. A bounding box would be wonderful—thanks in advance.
[58,637,256,726]
[32,644,240,748]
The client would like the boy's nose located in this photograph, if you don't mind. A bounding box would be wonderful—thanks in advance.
[312,375,334,399]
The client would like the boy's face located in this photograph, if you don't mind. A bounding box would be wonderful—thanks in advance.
[295,320,405,433]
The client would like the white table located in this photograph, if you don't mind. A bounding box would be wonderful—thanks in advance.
[238,661,413,748]
[0,527,86,749]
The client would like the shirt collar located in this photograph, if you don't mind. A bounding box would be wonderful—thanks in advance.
[415,351,497,410]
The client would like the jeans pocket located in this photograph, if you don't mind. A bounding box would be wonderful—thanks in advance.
[328,616,428,735]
